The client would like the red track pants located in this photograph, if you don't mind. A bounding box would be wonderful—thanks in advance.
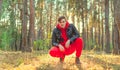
[49,38,83,58]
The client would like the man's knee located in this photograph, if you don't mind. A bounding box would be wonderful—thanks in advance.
[74,38,84,49]
[75,37,83,43]
[49,47,59,57]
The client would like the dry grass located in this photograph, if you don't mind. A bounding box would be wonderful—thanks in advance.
[0,50,120,70]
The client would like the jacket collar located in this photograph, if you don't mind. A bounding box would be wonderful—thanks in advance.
[56,21,69,30]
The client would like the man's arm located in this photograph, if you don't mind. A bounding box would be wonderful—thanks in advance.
[52,29,59,46]
[70,24,80,43]
[52,29,65,51]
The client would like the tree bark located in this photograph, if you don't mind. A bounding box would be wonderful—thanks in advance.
[113,0,120,54]
[50,1,52,35]
[105,0,110,53]
[38,0,44,39]
[28,0,35,52]
[21,0,28,52]
[81,0,85,49]
[113,21,119,54]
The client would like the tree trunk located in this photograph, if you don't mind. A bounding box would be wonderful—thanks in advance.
[98,4,101,51]
[28,0,35,52]
[81,0,85,49]
[50,1,52,36]
[21,0,28,52]
[113,21,119,54]
[113,0,120,54]
[101,12,104,51]
[0,0,2,17]
[55,0,59,24]
[105,0,110,53]
[75,0,80,33]
[114,0,120,31]
[85,0,88,50]
[38,0,44,39]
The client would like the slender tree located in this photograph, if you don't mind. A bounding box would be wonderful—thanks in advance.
[49,0,52,35]
[21,0,28,52]
[105,0,110,53]
[37,0,44,39]
[28,0,35,52]
[113,0,120,54]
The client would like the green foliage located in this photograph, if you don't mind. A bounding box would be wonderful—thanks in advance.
[0,0,10,19]
[0,31,13,50]
[2,0,20,50]
[0,29,19,51]
[0,9,17,50]
[2,0,9,9]
[0,0,17,19]
[34,39,50,50]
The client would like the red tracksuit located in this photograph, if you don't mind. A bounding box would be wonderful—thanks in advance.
[49,22,83,59]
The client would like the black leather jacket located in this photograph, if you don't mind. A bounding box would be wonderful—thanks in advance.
[52,24,80,47]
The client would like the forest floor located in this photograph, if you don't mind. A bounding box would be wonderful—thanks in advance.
[0,50,120,70]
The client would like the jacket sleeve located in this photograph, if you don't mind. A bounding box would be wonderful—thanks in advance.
[52,29,59,47]
[70,24,80,43]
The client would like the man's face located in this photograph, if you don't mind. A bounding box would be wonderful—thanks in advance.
[59,19,66,28]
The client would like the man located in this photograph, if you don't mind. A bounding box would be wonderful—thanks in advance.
[49,16,83,64]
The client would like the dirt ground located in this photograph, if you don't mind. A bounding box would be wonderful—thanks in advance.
[0,50,120,70]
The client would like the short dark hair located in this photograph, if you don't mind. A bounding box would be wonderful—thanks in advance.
[58,16,66,22]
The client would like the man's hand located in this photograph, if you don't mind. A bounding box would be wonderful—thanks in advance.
[65,40,70,48]
[58,44,65,52]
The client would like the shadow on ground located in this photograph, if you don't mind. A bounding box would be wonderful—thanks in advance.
[36,62,83,70]
[86,55,120,70]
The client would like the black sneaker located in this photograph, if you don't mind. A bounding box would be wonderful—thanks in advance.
[60,58,64,63]
[60,55,65,63]
[75,57,81,64]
